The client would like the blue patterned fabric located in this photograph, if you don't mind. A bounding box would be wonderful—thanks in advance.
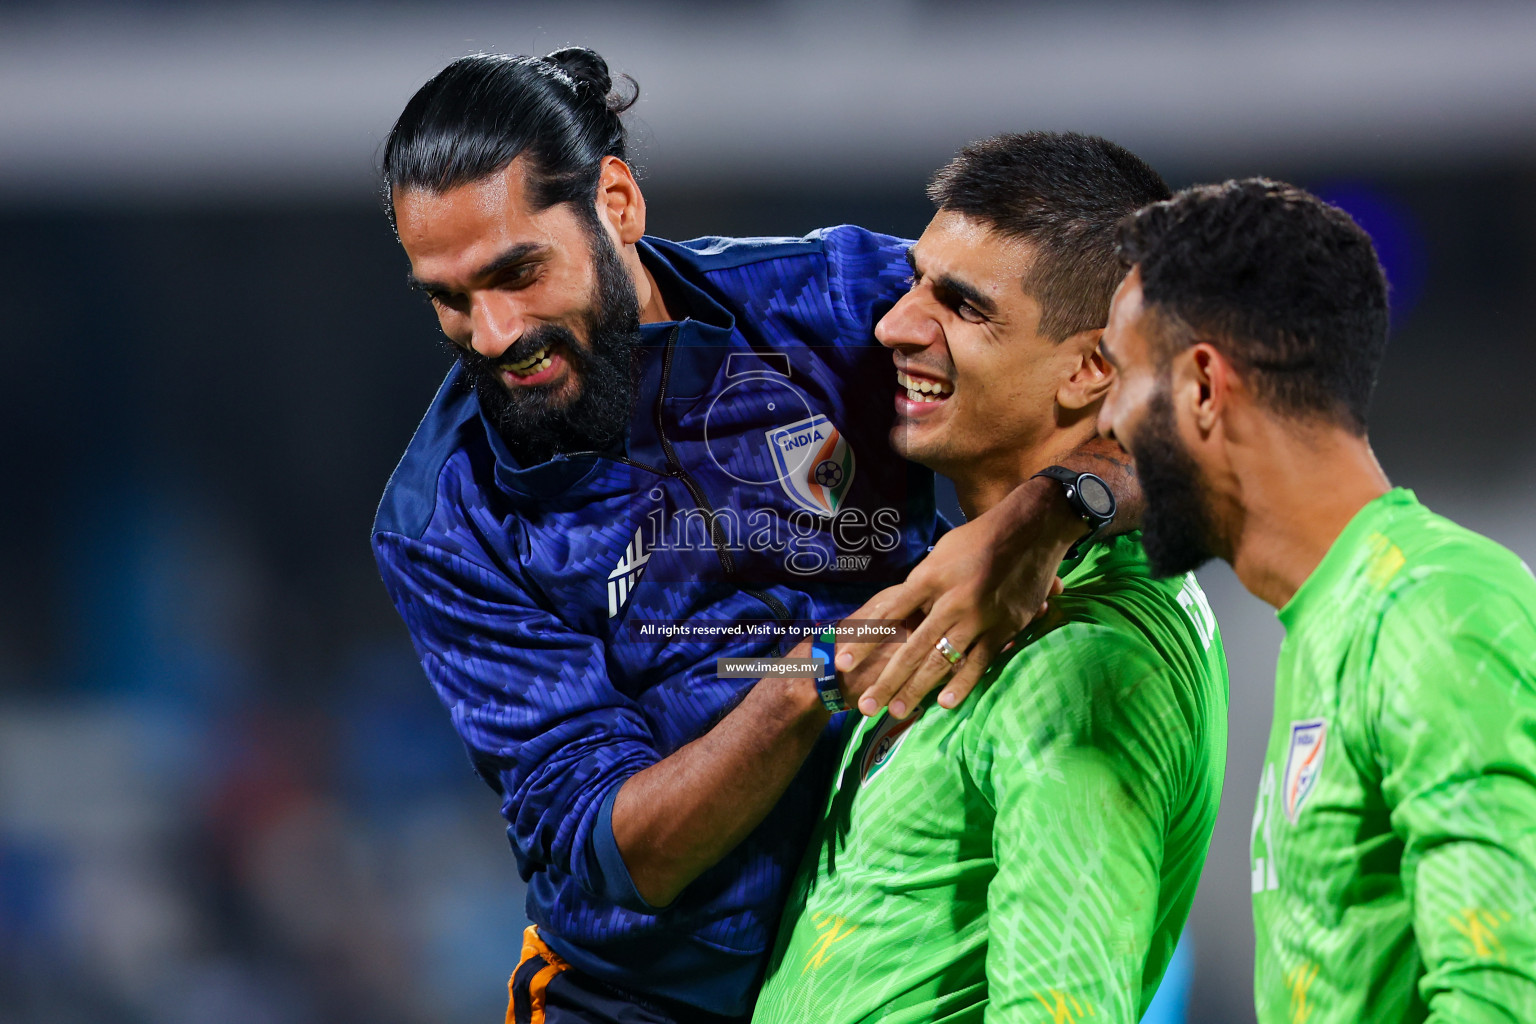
[372,226,940,1015]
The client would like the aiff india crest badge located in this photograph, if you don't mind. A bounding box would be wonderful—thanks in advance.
[765,413,855,517]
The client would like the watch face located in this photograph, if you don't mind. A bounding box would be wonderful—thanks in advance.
[1078,475,1115,518]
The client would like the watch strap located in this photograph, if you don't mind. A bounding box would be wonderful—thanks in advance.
[811,626,848,712]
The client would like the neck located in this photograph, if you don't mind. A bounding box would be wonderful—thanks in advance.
[628,244,672,325]
[950,422,1096,520]
[1223,420,1391,609]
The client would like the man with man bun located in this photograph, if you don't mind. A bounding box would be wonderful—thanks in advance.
[372,49,1136,1022]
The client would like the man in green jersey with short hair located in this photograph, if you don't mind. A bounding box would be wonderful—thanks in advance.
[1099,178,1536,1022]
[753,133,1230,1024]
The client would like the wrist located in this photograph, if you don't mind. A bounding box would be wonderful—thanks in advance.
[784,671,833,725]
[768,638,833,725]
[1018,475,1092,552]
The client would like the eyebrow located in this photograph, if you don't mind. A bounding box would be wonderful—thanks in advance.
[408,241,549,293]
[905,246,998,318]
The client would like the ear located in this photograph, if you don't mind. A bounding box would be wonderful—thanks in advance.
[1056,328,1113,411]
[595,155,646,246]
[1177,341,1238,439]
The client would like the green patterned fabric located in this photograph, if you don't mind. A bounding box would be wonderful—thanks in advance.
[753,534,1229,1024]
[1251,489,1536,1024]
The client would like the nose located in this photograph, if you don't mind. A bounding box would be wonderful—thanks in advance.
[1096,389,1119,442]
[875,289,940,353]
[468,291,526,360]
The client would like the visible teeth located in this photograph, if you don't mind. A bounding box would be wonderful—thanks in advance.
[897,370,953,398]
[538,357,551,370]
[504,346,551,373]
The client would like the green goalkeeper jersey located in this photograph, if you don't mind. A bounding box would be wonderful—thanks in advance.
[1251,489,1536,1024]
[753,534,1229,1024]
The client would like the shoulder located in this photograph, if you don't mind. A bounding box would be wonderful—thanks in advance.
[650,226,913,345]
[971,612,1185,747]
[372,365,483,541]
[1364,514,1536,717]
[653,224,909,274]
[1354,520,1536,786]
[1046,537,1224,690]
[958,613,1203,825]
[964,542,1226,762]
[651,232,823,273]
[1371,510,1536,646]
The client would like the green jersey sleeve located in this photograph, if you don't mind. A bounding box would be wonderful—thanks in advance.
[963,614,1219,1023]
[1372,573,1536,1023]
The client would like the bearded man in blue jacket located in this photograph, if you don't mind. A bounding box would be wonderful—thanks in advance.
[373,47,1136,1024]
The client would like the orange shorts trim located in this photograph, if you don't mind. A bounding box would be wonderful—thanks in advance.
[506,925,571,1024]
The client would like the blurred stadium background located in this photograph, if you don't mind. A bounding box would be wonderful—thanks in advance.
[2,2,1535,1021]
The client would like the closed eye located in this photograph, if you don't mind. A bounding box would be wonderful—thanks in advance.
[954,299,986,323]
[905,246,992,323]
[426,290,469,315]
[490,261,539,290]
[934,283,988,324]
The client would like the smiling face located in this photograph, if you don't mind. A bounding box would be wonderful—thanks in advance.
[393,157,640,462]
[1098,267,1221,575]
[875,210,1103,495]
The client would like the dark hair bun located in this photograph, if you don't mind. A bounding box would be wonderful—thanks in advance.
[545,47,611,95]
[543,46,637,114]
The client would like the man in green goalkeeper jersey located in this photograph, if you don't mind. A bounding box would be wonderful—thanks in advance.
[1099,179,1536,1023]
[753,133,1230,1024]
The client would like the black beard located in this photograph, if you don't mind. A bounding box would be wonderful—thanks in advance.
[453,226,641,466]
[1130,386,1220,577]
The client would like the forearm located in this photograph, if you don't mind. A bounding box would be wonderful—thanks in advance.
[611,660,830,907]
[986,438,1141,566]
[1052,434,1143,534]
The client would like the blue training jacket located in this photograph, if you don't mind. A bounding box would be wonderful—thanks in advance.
[372,226,941,1016]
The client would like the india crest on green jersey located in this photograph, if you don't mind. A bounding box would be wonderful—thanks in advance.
[754,535,1230,1024]
[859,708,923,782]
[1281,718,1326,824]
[1250,490,1536,1024]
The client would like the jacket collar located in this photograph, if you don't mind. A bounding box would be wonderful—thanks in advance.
[637,237,738,398]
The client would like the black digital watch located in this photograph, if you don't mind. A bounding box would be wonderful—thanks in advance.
[1031,466,1118,560]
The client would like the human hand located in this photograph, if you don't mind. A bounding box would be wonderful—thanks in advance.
[834,475,1079,718]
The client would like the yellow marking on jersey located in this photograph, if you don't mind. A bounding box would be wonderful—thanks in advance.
[1449,907,1512,963]
[1365,533,1406,590]
[801,912,858,973]
[1030,989,1094,1021]
[1283,961,1319,1024]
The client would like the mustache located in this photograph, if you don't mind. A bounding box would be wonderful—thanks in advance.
[451,324,582,377]
[896,358,956,379]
